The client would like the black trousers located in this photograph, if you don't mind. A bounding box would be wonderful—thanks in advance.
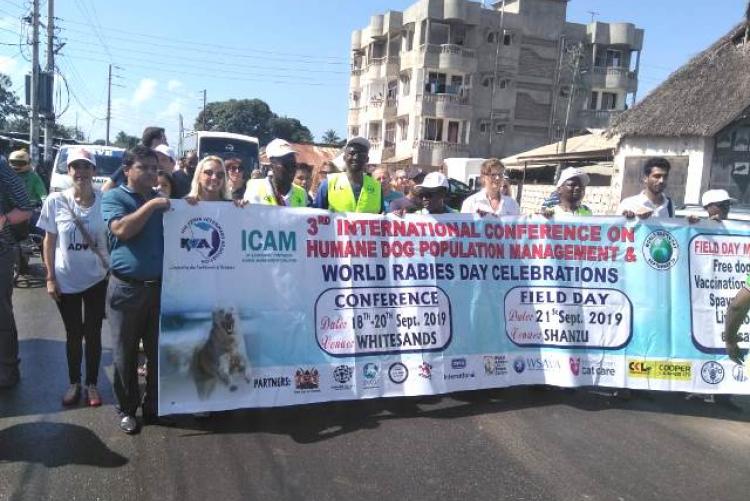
[107,276,160,417]
[55,279,107,385]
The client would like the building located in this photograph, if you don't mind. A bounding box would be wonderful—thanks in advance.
[348,0,643,169]
[608,18,750,217]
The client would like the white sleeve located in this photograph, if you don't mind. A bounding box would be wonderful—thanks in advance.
[460,195,474,214]
[36,194,58,234]
[504,197,521,216]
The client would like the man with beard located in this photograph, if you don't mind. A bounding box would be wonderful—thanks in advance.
[619,157,674,219]
[244,139,308,207]
[314,137,382,213]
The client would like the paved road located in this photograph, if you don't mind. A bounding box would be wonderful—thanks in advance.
[2,261,750,501]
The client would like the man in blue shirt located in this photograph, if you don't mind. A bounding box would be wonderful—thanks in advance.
[0,155,32,388]
[102,145,170,434]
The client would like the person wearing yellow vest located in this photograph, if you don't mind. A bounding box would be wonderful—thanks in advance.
[244,138,308,208]
[313,137,383,213]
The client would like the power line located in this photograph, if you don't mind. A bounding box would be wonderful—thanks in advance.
[71,0,111,61]
[54,15,348,63]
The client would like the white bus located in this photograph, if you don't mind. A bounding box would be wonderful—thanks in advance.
[182,131,260,173]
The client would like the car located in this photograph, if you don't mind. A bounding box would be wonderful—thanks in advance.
[446,177,476,210]
[49,145,126,192]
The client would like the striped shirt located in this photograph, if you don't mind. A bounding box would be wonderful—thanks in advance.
[0,156,32,253]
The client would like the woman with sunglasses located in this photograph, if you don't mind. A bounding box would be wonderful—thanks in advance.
[225,158,247,200]
[185,156,233,203]
[461,158,520,217]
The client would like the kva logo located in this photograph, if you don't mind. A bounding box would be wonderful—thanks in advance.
[180,217,226,263]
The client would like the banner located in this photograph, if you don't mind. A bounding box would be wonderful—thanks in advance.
[158,201,750,415]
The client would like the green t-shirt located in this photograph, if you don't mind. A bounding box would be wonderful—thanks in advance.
[551,204,592,216]
[17,170,47,205]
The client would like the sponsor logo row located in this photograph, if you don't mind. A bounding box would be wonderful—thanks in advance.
[249,357,747,393]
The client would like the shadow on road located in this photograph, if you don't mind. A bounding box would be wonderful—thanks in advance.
[166,386,750,444]
[0,339,115,419]
[0,422,128,467]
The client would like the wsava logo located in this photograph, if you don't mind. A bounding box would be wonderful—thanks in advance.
[179,217,226,264]
[642,230,679,270]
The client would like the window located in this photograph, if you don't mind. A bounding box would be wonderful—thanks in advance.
[398,117,409,141]
[711,121,750,205]
[447,121,460,143]
[430,22,450,45]
[479,121,489,134]
[559,88,570,98]
[503,32,513,46]
[425,72,447,94]
[400,73,411,96]
[452,24,466,46]
[368,122,381,141]
[424,118,443,141]
[602,92,617,110]
[385,122,396,146]
[495,123,506,135]
[590,91,599,110]
[350,126,359,137]
[371,41,385,59]
[387,80,398,100]
[482,76,493,88]
[420,19,427,45]
[404,30,414,51]
[450,75,464,95]
[606,49,622,68]
[487,31,496,43]
[498,78,511,89]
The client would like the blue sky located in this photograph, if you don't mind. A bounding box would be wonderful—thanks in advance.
[0,0,746,145]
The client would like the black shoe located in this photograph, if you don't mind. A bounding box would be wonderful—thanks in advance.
[119,415,139,434]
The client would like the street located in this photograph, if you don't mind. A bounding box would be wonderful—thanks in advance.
[2,260,750,501]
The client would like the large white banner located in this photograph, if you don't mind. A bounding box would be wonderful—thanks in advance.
[158,202,750,415]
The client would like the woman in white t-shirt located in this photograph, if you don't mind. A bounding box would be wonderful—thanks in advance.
[37,148,109,408]
[460,158,520,217]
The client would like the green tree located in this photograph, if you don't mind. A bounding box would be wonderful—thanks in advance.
[321,129,341,145]
[0,74,24,130]
[194,98,313,145]
[113,130,139,149]
[269,116,313,144]
[93,139,106,146]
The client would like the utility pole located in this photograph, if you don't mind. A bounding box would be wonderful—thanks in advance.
[29,0,40,168]
[43,0,54,164]
[105,64,112,145]
[201,89,207,130]
[488,0,505,154]
[556,42,584,182]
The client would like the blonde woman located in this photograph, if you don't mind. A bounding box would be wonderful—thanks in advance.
[185,156,232,203]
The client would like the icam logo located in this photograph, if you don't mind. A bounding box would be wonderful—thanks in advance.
[180,217,225,264]
[642,230,679,270]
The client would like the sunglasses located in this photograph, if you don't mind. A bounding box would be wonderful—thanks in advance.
[202,169,225,179]
[226,166,243,172]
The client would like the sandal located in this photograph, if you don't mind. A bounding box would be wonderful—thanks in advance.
[86,385,102,407]
[62,383,81,406]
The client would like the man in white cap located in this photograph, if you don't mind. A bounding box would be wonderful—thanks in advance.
[542,167,592,217]
[314,137,383,213]
[412,172,455,215]
[244,139,308,207]
[619,157,673,219]
[701,189,735,221]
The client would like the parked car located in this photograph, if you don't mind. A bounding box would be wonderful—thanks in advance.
[446,177,476,210]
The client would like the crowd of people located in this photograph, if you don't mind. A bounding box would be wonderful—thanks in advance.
[0,125,747,435]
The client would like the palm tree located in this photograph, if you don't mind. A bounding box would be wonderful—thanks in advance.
[321,129,341,145]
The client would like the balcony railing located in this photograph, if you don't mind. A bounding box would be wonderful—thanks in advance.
[420,43,475,58]
[414,139,468,151]
[591,66,636,79]
[421,93,470,105]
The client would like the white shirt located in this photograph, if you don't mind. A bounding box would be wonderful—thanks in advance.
[243,178,295,206]
[37,190,109,294]
[618,192,672,219]
[460,190,520,216]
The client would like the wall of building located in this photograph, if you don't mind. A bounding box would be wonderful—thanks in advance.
[612,136,712,206]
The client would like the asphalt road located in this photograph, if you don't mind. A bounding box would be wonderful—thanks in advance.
[2,260,750,501]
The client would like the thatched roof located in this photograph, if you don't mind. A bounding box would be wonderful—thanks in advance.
[609,22,750,138]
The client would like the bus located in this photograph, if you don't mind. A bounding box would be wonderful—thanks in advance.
[182,131,260,174]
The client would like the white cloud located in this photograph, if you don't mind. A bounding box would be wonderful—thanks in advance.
[167,79,183,92]
[158,98,184,119]
[131,78,157,106]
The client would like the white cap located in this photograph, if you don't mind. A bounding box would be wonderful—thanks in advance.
[67,148,96,168]
[153,144,176,162]
[266,138,296,159]
[556,167,590,188]
[345,136,370,150]
[416,171,449,190]
[702,189,736,207]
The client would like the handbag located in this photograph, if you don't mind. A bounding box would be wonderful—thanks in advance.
[61,194,109,273]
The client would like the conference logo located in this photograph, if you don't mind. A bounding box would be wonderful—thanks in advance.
[180,217,226,264]
[332,365,354,391]
[642,230,679,270]
[513,357,526,374]
[484,355,508,376]
[700,361,725,385]
[732,364,748,383]
[388,362,409,384]
[294,367,320,392]
[418,362,433,379]
[362,362,381,388]
[628,360,692,380]
[569,357,581,376]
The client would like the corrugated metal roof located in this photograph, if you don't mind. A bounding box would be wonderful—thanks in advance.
[502,131,618,168]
